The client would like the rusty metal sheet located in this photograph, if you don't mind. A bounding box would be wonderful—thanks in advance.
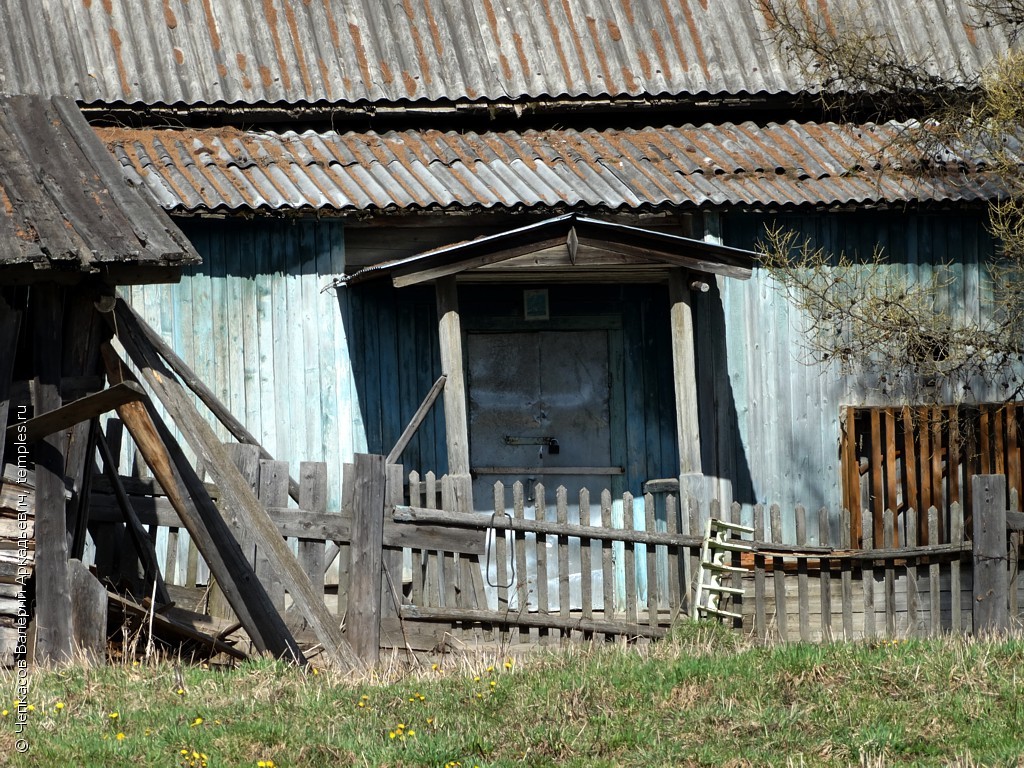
[96,121,1011,214]
[0,0,1011,106]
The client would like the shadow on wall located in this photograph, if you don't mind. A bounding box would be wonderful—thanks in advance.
[339,281,448,474]
[693,278,756,508]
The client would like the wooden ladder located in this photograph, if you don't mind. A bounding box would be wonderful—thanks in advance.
[693,517,753,621]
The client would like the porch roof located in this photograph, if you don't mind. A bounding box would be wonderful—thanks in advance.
[342,213,756,287]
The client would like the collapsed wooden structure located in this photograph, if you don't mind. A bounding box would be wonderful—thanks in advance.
[0,94,363,666]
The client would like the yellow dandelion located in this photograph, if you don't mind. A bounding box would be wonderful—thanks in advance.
[177,688,185,696]
[490,680,496,688]
[54,702,65,711]
[504,659,513,669]
[115,732,125,741]
[407,729,416,737]
[181,749,190,756]
[109,712,119,720]
[473,676,480,682]
[389,731,396,740]
[475,693,483,699]
[2,710,8,717]
[191,716,203,727]
[26,704,34,712]
[311,667,319,675]
[360,694,369,700]
[431,663,439,671]
[427,717,434,725]
[487,665,494,673]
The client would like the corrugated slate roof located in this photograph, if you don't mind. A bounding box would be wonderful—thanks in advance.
[96,121,1007,213]
[0,95,199,279]
[0,0,1010,106]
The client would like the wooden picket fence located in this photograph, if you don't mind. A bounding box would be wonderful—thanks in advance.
[88,451,1024,662]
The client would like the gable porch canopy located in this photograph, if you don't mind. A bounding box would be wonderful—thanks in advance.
[343,213,756,288]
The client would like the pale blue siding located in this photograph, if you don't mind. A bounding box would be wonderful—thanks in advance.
[711,209,998,539]
[123,219,364,520]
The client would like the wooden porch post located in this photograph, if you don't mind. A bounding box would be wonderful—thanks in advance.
[435,277,472,510]
[669,270,702,481]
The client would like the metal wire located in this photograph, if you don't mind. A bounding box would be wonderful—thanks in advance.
[485,511,516,590]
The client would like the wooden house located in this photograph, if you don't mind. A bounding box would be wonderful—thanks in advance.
[0,0,1016,573]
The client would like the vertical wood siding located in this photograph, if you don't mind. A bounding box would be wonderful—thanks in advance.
[123,218,363,522]
[713,210,997,539]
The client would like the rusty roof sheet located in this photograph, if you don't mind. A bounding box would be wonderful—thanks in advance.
[0,0,1011,106]
[0,95,198,279]
[95,121,1009,213]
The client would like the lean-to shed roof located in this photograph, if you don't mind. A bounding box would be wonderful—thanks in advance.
[0,95,199,282]
[0,0,1011,107]
[96,121,1009,213]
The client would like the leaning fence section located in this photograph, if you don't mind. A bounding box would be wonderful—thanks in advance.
[393,474,701,646]
[741,504,975,643]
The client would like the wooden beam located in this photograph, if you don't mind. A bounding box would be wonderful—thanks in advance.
[110,301,353,667]
[394,504,703,548]
[669,271,702,493]
[95,424,171,605]
[6,382,145,444]
[392,237,566,287]
[401,605,667,639]
[87,497,485,554]
[973,474,1009,634]
[108,592,248,661]
[101,344,305,663]
[435,278,487,610]
[32,282,73,664]
[385,375,446,465]
[109,296,302,504]
[0,295,22,470]
[60,292,110,561]
[68,558,107,664]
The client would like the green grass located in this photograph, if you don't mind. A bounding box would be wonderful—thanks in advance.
[2,624,1024,766]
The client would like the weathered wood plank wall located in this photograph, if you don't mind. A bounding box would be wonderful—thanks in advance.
[714,210,999,540]
[121,219,361,584]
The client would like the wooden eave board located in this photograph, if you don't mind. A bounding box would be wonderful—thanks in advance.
[350,213,756,288]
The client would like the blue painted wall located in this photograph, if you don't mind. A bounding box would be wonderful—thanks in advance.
[124,218,363,520]
[707,209,998,539]
[122,209,998,551]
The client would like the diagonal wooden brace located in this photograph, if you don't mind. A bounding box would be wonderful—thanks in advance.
[110,299,355,667]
